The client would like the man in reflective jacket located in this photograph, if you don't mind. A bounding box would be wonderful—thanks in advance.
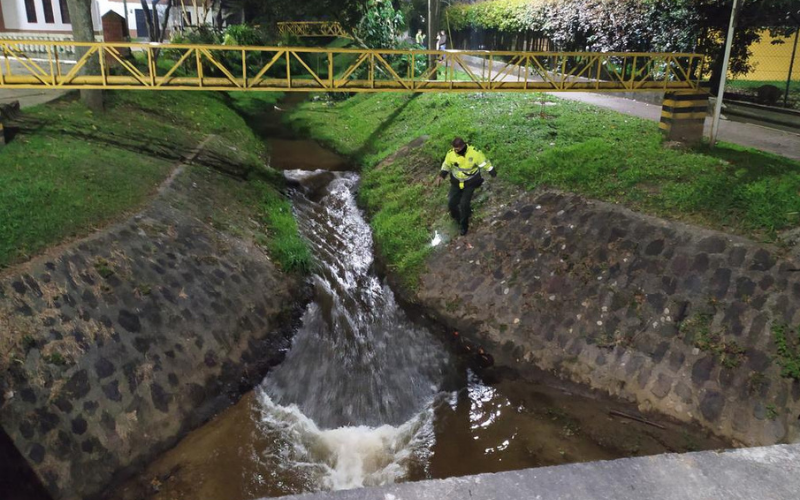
[436,137,497,235]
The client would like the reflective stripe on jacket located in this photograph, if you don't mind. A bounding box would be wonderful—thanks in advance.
[440,145,493,186]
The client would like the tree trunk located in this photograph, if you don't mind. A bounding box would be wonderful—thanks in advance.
[66,0,103,111]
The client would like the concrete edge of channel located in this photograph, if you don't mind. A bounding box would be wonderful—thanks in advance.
[276,443,800,500]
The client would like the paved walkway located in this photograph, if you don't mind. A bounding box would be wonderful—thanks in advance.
[555,91,800,161]
[277,444,800,500]
[0,58,72,108]
[459,57,800,161]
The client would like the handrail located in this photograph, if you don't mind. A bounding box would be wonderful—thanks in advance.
[0,40,708,94]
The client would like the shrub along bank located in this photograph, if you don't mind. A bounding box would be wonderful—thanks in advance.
[0,91,310,273]
[287,92,800,287]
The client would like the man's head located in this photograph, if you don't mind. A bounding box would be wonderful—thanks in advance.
[452,137,467,155]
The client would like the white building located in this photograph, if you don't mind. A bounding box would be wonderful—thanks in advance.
[0,0,223,41]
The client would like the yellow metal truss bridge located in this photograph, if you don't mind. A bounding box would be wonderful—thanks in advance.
[0,40,707,94]
[277,21,352,39]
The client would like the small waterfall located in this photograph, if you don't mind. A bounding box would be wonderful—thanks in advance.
[254,170,453,490]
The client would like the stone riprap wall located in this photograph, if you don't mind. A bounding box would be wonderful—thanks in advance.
[0,168,307,500]
[413,190,800,446]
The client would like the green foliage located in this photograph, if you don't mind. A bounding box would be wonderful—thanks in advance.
[765,403,779,420]
[22,335,37,351]
[359,157,434,289]
[679,311,745,368]
[45,352,66,366]
[446,0,799,80]
[287,91,800,286]
[222,24,267,46]
[257,184,313,274]
[773,323,800,381]
[357,0,406,49]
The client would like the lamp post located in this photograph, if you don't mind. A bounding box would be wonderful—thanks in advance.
[709,0,741,147]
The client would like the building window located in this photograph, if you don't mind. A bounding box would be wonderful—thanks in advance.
[43,0,55,24]
[24,0,37,23]
[59,0,70,24]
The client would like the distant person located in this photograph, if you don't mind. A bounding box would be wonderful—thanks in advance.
[435,137,496,235]
[436,30,447,51]
[415,29,426,48]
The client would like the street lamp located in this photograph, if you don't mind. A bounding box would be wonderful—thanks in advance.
[709,0,741,147]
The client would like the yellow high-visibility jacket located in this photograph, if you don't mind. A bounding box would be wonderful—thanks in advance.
[440,145,494,189]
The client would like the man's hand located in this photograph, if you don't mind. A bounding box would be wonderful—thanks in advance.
[435,175,443,187]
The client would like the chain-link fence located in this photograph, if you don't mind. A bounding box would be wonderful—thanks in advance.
[726,30,799,109]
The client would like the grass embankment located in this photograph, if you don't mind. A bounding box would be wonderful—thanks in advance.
[0,91,310,273]
[287,92,800,287]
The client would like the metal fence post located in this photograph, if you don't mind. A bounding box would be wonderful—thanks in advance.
[786,29,799,108]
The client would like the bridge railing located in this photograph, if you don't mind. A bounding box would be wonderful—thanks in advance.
[0,40,706,93]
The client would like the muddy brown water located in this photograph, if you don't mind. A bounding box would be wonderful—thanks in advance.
[109,101,728,500]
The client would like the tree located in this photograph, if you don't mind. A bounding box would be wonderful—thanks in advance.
[229,0,365,35]
[357,0,406,48]
[688,0,799,91]
[140,0,173,43]
[65,0,103,111]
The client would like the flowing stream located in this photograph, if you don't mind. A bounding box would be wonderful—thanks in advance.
[252,169,454,490]
[110,116,728,500]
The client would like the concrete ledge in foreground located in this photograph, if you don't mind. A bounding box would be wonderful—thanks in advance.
[277,444,800,500]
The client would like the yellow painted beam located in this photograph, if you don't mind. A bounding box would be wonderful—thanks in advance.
[0,40,707,94]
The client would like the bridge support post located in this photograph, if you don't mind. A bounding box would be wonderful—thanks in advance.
[659,91,709,145]
[658,90,708,144]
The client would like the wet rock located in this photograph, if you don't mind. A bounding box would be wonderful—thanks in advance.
[735,277,756,300]
[102,380,122,402]
[100,411,116,433]
[81,289,99,309]
[36,409,60,435]
[692,357,715,385]
[71,417,87,436]
[674,382,693,403]
[699,391,725,421]
[750,249,775,271]
[82,400,99,415]
[651,374,673,399]
[150,383,170,413]
[652,342,670,363]
[19,421,35,439]
[29,444,46,465]
[728,246,747,266]
[94,358,115,380]
[11,280,27,295]
[698,236,726,254]
[133,337,153,354]
[645,239,664,256]
[117,310,141,333]
[53,397,73,414]
[710,268,732,299]
[63,370,91,400]
[20,388,36,403]
[668,351,685,372]
[691,254,709,273]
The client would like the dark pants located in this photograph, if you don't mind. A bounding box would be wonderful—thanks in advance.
[448,177,482,233]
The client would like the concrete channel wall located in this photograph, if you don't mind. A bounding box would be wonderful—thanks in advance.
[409,188,800,447]
[278,444,800,500]
[0,167,308,500]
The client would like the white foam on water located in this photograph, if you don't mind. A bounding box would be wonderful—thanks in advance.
[430,231,443,247]
[254,388,438,491]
